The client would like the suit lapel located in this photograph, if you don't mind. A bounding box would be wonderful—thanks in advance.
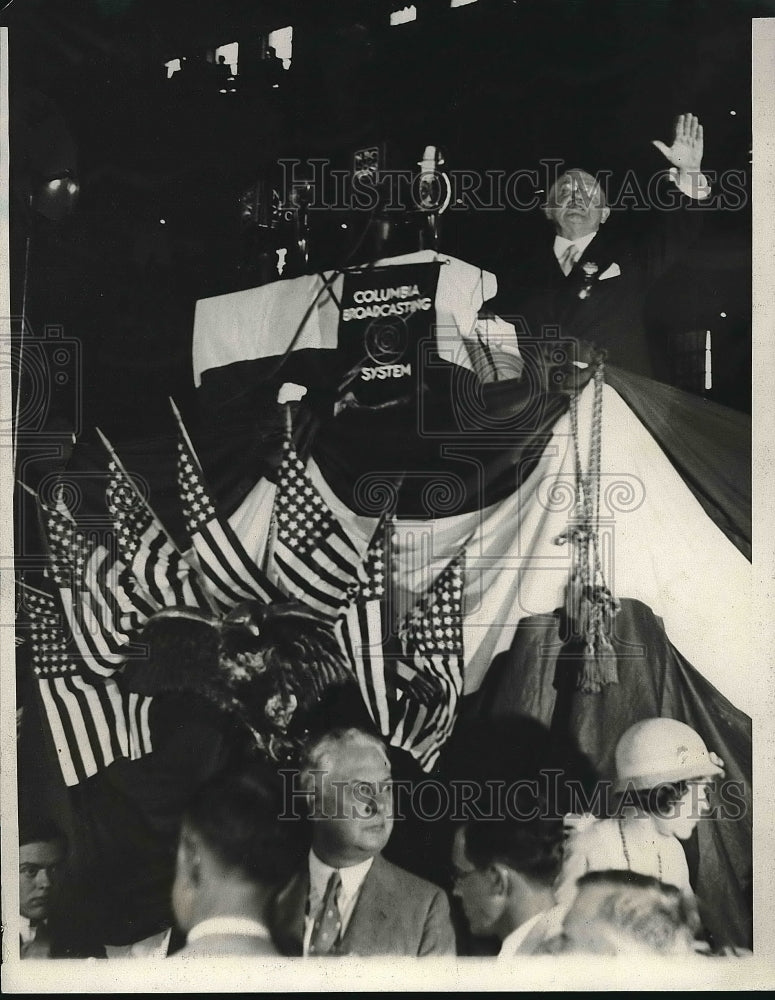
[270,869,309,957]
[337,855,391,956]
[574,229,619,273]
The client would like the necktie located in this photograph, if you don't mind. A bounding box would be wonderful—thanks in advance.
[308,871,342,956]
[559,243,579,276]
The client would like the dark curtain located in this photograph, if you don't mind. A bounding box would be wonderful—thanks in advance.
[465,597,752,949]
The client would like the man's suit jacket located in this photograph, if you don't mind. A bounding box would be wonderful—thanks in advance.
[492,187,704,381]
[270,854,456,957]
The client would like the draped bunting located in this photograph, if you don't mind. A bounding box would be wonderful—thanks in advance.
[228,377,753,717]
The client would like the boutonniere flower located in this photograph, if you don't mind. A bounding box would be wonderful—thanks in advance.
[578,262,599,299]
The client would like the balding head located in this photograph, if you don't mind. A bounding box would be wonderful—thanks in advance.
[549,870,697,955]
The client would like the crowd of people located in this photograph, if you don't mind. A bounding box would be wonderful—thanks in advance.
[18,715,739,960]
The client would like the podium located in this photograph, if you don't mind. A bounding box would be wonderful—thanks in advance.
[192,251,537,517]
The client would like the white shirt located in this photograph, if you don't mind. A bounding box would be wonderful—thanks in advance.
[553,231,597,267]
[498,905,566,958]
[104,927,172,959]
[187,916,271,944]
[19,916,38,946]
[302,850,374,956]
[669,167,711,200]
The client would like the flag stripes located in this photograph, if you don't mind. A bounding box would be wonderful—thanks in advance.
[40,499,145,678]
[171,399,284,610]
[25,587,153,787]
[393,555,465,770]
[101,431,212,614]
[338,539,465,772]
[191,517,283,608]
[338,598,390,736]
[114,564,157,633]
[272,438,365,617]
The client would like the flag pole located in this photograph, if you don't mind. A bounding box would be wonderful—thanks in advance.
[97,424,220,615]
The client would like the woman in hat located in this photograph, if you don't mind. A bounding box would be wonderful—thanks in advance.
[553,717,725,932]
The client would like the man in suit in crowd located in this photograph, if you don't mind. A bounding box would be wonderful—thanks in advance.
[19,821,67,959]
[493,113,710,382]
[172,768,303,957]
[270,726,456,956]
[450,802,566,957]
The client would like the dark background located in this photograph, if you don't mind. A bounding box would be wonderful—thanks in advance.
[5,0,761,448]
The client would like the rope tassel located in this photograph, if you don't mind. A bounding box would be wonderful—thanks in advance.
[558,356,620,693]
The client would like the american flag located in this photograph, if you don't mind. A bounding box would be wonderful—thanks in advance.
[337,519,391,734]
[337,524,466,772]
[272,438,366,618]
[39,497,149,679]
[23,586,153,787]
[101,430,212,614]
[393,553,465,771]
[172,399,284,610]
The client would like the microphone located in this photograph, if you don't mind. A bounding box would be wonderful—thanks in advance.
[415,145,451,214]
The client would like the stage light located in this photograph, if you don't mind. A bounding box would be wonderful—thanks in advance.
[341,223,348,229]
[390,5,417,25]
[720,312,727,318]
[215,41,239,75]
[159,219,166,225]
[268,26,293,70]
[729,110,737,116]
[276,248,288,275]
[33,171,80,222]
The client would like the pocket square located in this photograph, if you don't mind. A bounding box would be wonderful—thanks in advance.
[598,262,621,280]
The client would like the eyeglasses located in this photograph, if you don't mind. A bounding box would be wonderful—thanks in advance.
[19,862,62,880]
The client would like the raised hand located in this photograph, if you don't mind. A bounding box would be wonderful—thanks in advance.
[652,113,704,174]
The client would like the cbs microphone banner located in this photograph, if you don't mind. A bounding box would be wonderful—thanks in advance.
[336,262,441,409]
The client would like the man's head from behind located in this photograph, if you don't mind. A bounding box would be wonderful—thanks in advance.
[544,168,610,240]
[172,767,303,934]
[451,809,564,942]
[548,870,697,955]
[19,821,67,923]
[300,726,393,868]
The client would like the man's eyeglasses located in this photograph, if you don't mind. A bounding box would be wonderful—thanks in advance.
[450,866,479,888]
[19,863,62,880]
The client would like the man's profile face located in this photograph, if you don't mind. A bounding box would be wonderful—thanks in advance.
[311,737,393,866]
[19,840,64,922]
[653,780,711,841]
[544,169,610,240]
[450,826,506,937]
